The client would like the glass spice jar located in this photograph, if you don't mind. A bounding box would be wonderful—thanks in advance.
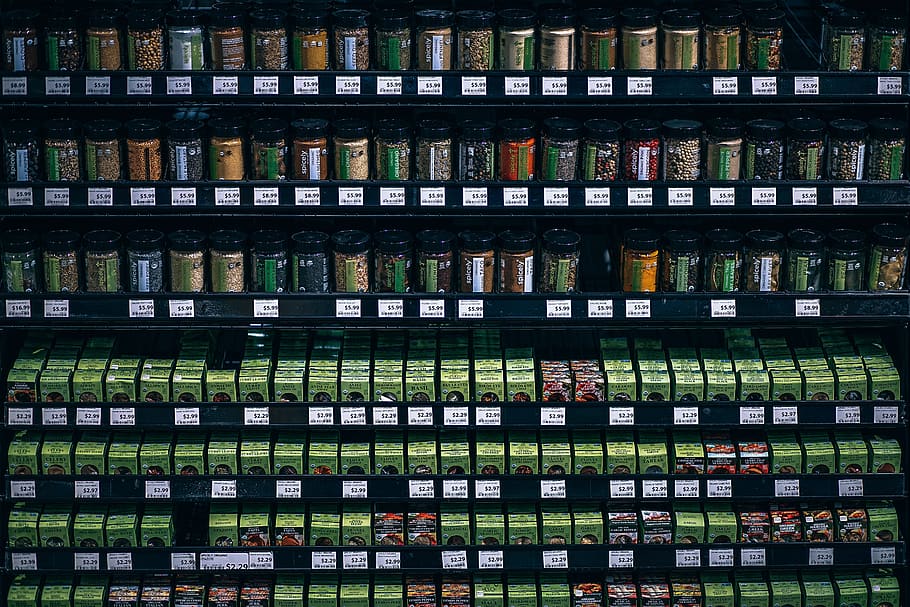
[167,10,205,70]
[828,118,867,181]
[706,118,743,181]
[4,120,40,182]
[43,229,81,293]
[743,229,785,293]
[291,118,328,181]
[458,120,495,182]
[744,119,785,180]
[661,9,700,70]
[867,118,906,181]
[459,230,496,293]
[621,8,658,70]
[540,229,581,293]
[251,230,288,293]
[374,229,413,293]
[417,120,453,181]
[745,8,784,70]
[457,10,494,71]
[125,119,163,182]
[498,9,536,71]
[210,229,246,293]
[579,8,618,71]
[126,229,165,293]
[2,229,39,293]
[86,10,123,71]
[83,229,122,293]
[250,8,288,70]
[623,119,661,181]
[825,10,864,72]
[499,230,536,293]
[786,117,826,180]
[332,230,370,293]
[786,228,825,293]
[417,230,455,293]
[704,7,742,70]
[498,119,536,181]
[45,14,84,71]
[705,228,743,293]
[208,5,246,70]
[168,230,205,293]
[127,9,165,71]
[375,119,412,181]
[540,118,581,181]
[660,229,702,294]
[333,9,370,71]
[166,119,205,182]
[291,9,328,70]
[622,228,660,293]
[4,9,40,72]
[85,120,122,182]
[827,228,866,292]
[416,10,454,71]
[291,230,329,293]
[582,119,621,181]
[540,9,576,71]
[662,119,703,181]
[375,10,411,71]
[333,119,370,181]
[250,118,287,181]
[866,9,905,71]
[209,117,246,181]
[868,223,909,292]
[44,118,82,182]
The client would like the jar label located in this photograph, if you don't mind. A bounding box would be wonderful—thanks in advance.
[795,256,809,292]
[546,146,559,181]
[344,36,357,70]
[104,258,119,292]
[598,38,612,70]
[345,259,357,292]
[725,34,739,69]
[472,257,485,293]
[722,259,737,292]
[47,36,59,70]
[137,260,150,292]
[868,250,883,290]
[878,35,894,70]
[758,38,770,70]
[760,256,773,292]
[744,143,755,179]
[889,147,902,180]
[45,258,60,292]
[675,256,689,293]
[7,260,23,292]
[431,35,444,70]
[309,148,322,181]
[833,259,847,291]
[807,147,818,180]
[717,148,733,180]
[394,259,407,293]
[838,35,853,71]
[16,148,29,181]
[46,150,60,181]
[386,148,401,180]
[88,36,100,70]
[425,259,438,292]
[263,258,277,292]
[557,259,570,293]
[523,257,534,293]
[523,37,535,69]
[175,146,188,181]
[637,147,650,181]
[340,150,351,180]
[12,37,26,71]
[386,37,401,70]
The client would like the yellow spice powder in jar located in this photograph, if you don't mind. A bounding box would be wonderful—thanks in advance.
[208,117,245,181]
[292,10,329,70]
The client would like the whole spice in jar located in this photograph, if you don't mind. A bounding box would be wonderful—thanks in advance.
[291,231,329,293]
[622,228,660,293]
[827,118,867,181]
[457,11,494,71]
[417,230,455,293]
[44,118,82,182]
[786,117,826,180]
[210,230,246,293]
[2,229,39,293]
[459,230,496,293]
[540,9,576,71]
[86,10,123,71]
[540,229,581,293]
[661,230,701,293]
[166,119,205,182]
[45,14,83,71]
[417,119,453,181]
[209,117,246,181]
[167,10,205,71]
[868,223,909,292]
[4,120,40,182]
[706,118,743,181]
[374,229,413,293]
[332,230,370,293]
[541,118,581,181]
[250,9,288,70]
[499,230,536,293]
[662,119,703,181]
[498,119,536,181]
[43,229,81,293]
[333,9,370,71]
[866,10,905,71]
[126,229,165,293]
[250,118,287,181]
[867,118,906,181]
[579,9,618,70]
[126,119,163,181]
[704,8,742,70]
[825,10,864,72]
[705,228,743,292]
[3,9,40,72]
[291,118,328,181]
[291,9,328,70]
[85,120,122,182]
[83,229,122,293]
[745,8,783,70]
[827,228,866,292]
[127,10,165,70]
[334,119,370,181]
[208,5,246,70]
[375,119,412,181]
[168,230,205,293]
[621,8,658,70]
[786,228,825,293]
[250,230,288,293]
[582,119,621,181]
[498,9,536,71]
[661,9,700,70]
[376,10,411,71]
[416,10,454,71]
[458,120,495,181]
[744,119,784,180]
[623,119,661,181]
[743,229,784,293]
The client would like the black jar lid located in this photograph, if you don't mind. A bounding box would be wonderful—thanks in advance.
[708,118,744,139]
[209,117,245,138]
[126,119,161,141]
[661,8,700,28]
[584,118,622,140]
[663,229,702,250]
[251,117,286,142]
[624,228,660,250]
[706,228,743,249]
[747,8,785,28]
[334,119,370,140]
[292,230,329,254]
[292,8,328,28]
[499,229,537,253]
[662,119,703,138]
[459,120,495,141]
[415,8,453,27]
[5,9,40,26]
[870,8,905,29]
[85,119,120,140]
[620,7,658,28]
[209,5,245,28]
[417,119,451,140]
[249,8,286,29]
[127,229,165,251]
[459,229,496,252]
[829,118,868,140]
[869,118,906,138]
[540,9,575,29]
[542,118,582,140]
[745,229,785,250]
[499,118,536,141]
[417,229,455,254]
[333,9,369,28]
[498,8,536,29]
[167,10,203,27]
[624,119,661,140]
[5,119,38,140]
[167,119,204,138]
[332,229,370,254]
[251,229,287,253]
[374,229,413,254]
[168,229,206,251]
[457,10,494,30]
[872,223,910,247]
[2,229,37,253]
[375,10,409,30]
[87,10,120,28]
[705,7,742,28]
[291,118,328,140]
[829,9,863,29]
[787,117,826,140]
[580,8,618,30]
[788,228,825,250]
[128,9,163,29]
[210,229,246,251]
[45,118,80,140]
[376,118,411,141]
[746,118,785,139]
[827,228,866,249]
[44,229,81,252]
[84,229,122,252]
[543,229,581,254]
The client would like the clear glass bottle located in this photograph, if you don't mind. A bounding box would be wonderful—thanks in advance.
[333,9,370,71]
[541,118,581,181]
[744,119,785,180]
[210,229,246,293]
[250,8,288,70]
[167,10,205,70]
[459,230,496,293]
[291,231,329,293]
[786,117,826,180]
[2,229,40,293]
[86,10,123,71]
[499,230,536,293]
[126,229,165,293]
[868,223,909,292]
[250,118,287,181]
[705,228,743,293]
[458,120,495,182]
[291,118,328,181]
[867,118,906,181]
[866,9,905,71]
[661,9,700,70]
[539,9,576,71]
[745,8,784,70]
[579,8,618,71]
[827,228,866,292]
[4,120,40,182]
[208,5,246,70]
[825,10,864,72]
[250,230,288,293]
[661,229,701,293]
[498,9,536,71]
[374,229,413,293]
[125,119,163,182]
[45,14,84,71]
[127,9,165,71]
[704,8,742,70]
[827,118,867,181]
[332,230,371,293]
[582,119,621,181]
[786,228,826,293]
[498,119,536,181]
[705,118,743,181]
[743,229,785,293]
[83,229,122,293]
[166,119,205,182]
[417,120,453,181]
[168,230,205,293]
[44,118,82,182]
[85,119,122,182]
[208,117,246,181]
[43,229,81,293]
[375,10,411,71]
[622,228,660,293]
[623,119,661,181]
[291,9,329,70]
[540,229,581,293]
[374,119,411,181]
[333,119,370,181]
[457,10,494,71]
[3,9,40,72]
[415,9,454,71]
[620,8,658,70]
[662,119,703,181]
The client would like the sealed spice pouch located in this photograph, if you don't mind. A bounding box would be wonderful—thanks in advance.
[803,433,836,474]
[374,511,405,546]
[507,578,537,607]
[341,441,370,475]
[867,502,898,542]
[476,431,505,475]
[706,510,737,544]
[770,508,802,542]
[309,508,340,546]
[375,430,405,475]
[475,507,505,546]
[605,576,638,607]
[835,434,869,473]
[673,432,705,474]
[441,506,470,546]
[605,431,636,474]
[508,505,538,545]
[140,509,174,548]
[408,511,438,545]
[703,432,736,474]
[542,508,572,545]
[509,430,539,474]
[739,511,770,543]
[238,506,270,548]
[408,431,437,475]
[572,582,604,607]
[441,580,472,607]
[373,577,404,607]
[738,438,770,474]
[638,577,671,607]
[273,505,305,546]
[671,579,702,607]
[307,577,338,607]
[608,511,639,545]
[768,431,803,474]
[836,507,868,542]
[801,574,835,607]
[735,579,770,607]
[407,579,437,607]
[641,510,673,545]
[673,508,705,544]
[638,432,669,474]
[571,431,602,475]
[834,575,869,607]
[867,571,901,607]
[308,431,339,475]
[209,503,239,547]
[803,508,834,542]
[701,574,735,607]
[768,573,801,607]
[109,581,142,607]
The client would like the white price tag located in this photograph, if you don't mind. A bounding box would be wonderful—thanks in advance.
[709,549,734,567]
[338,187,364,206]
[379,187,405,206]
[409,479,435,499]
[420,299,445,318]
[335,75,361,95]
[215,187,241,206]
[751,187,776,206]
[741,548,766,567]
[42,407,66,425]
[609,550,634,568]
[476,407,501,426]
[676,549,701,567]
[5,300,30,318]
[341,407,367,425]
[200,552,249,570]
[87,187,113,206]
[836,405,861,424]
[462,187,488,206]
[166,76,192,95]
[609,479,635,499]
[85,76,110,96]
[544,187,569,207]
[877,76,902,95]
[249,552,274,570]
[442,550,468,569]
[625,299,651,318]
[627,188,653,206]
[11,553,37,571]
[253,187,279,206]
[503,187,529,206]
[833,187,858,206]
[75,480,100,499]
[773,406,798,425]
[376,76,402,95]
[809,548,834,566]
[77,408,102,426]
[343,551,368,570]
[312,552,337,570]
[171,187,196,206]
[293,75,318,95]
[420,187,446,206]
[461,76,487,96]
[543,550,569,569]
[505,76,530,96]
[795,298,821,317]
[707,479,732,499]
[541,479,567,499]
[479,551,504,569]
[740,406,765,425]
[458,300,483,319]
[587,76,613,95]
[444,407,469,426]
[874,406,899,425]
[443,479,468,499]
[276,480,302,499]
[378,299,404,318]
[146,480,171,499]
[336,299,361,318]
[774,478,800,497]
[75,553,101,570]
[408,407,433,426]
[541,407,566,426]
[169,299,194,318]
[130,187,155,206]
[309,407,334,425]
[373,407,399,425]
[751,76,777,95]
[642,480,667,499]
[417,76,443,95]
[547,300,572,319]
[127,76,152,95]
[212,479,237,499]
[711,299,736,318]
[1,76,26,96]
[7,187,33,206]
[45,188,70,206]
[343,480,368,499]
[871,546,896,565]
[254,299,279,318]
[792,187,818,205]
[245,407,269,426]
[171,553,196,571]
[587,299,614,319]
[609,407,634,426]
[838,478,863,497]
[129,299,155,318]
[10,480,35,499]
[712,76,738,95]
[795,76,819,95]
[376,552,401,569]
[710,187,736,206]
[585,187,610,206]
[542,76,568,96]
[44,300,69,319]
[295,187,320,206]
[675,479,699,498]
[8,408,33,425]
[627,76,653,95]
[110,407,135,426]
[668,188,693,206]
[213,75,239,95]
[253,76,279,95]
[475,479,501,499]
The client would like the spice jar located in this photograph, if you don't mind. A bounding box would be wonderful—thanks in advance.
[84,229,122,293]
[417,120,453,181]
[375,119,412,181]
[45,14,83,71]
[786,117,826,180]
[661,230,701,293]
[127,10,165,70]
[291,9,328,70]
[208,5,246,70]
[44,118,82,182]
[167,119,205,182]
[743,229,784,293]
[291,118,328,181]
[704,8,742,70]
[209,117,246,181]
[43,229,81,293]
[825,10,864,72]
[541,118,581,181]
[85,120,122,182]
[291,231,329,293]
[582,119,621,181]
[375,10,411,71]
[4,9,40,72]
[2,229,39,293]
[867,9,905,71]
[706,118,743,181]
[661,9,700,70]
[745,8,783,70]
[540,9,576,71]
[416,230,455,293]
[662,119,703,181]
[333,119,370,181]
[705,228,743,292]
[459,230,496,293]
[126,229,165,293]
[827,228,866,292]
[86,10,123,71]
[458,120,495,181]
[868,223,909,292]
[168,230,205,293]
[540,229,581,293]
[374,229,413,293]
[250,8,288,70]
[785,228,825,293]
[623,119,661,181]
[167,10,205,70]
[744,119,784,180]
[250,118,287,181]
[828,119,867,181]
[251,230,288,293]
[498,9,536,71]
[332,230,370,293]
[126,119,163,182]
[621,8,658,70]
[211,229,246,293]
[867,118,906,181]
[499,230,536,293]
[622,228,659,293]
[579,8,618,70]
[415,10,454,71]
[457,11,494,71]
[498,119,536,181]
[333,9,370,71]
[4,120,40,182]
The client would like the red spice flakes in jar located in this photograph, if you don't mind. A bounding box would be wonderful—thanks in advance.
[623,118,661,181]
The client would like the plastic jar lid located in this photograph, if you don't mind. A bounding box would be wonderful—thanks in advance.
[127,229,165,251]
[251,229,287,253]
[708,118,744,139]
[787,228,825,250]
[581,8,618,30]
[5,119,38,140]
[868,118,906,138]
[291,118,329,140]
[417,119,451,140]
[663,229,702,250]
[543,118,582,140]
[706,228,743,250]
[292,9,328,29]
[46,13,79,30]
[334,119,370,140]
[827,228,866,249]
[332,9,369,28]
[376,119,411,141]
[85,120,121,141]
[251,118,286,142]
[249,9,286,30]
[167,119,204,140]
[499,119,536,141]
[584,118,622,140]
[541,9,575,29]
[210,229,246,251]
[459,120,495,141]
[168,10,204,28]
[332,229,370,253]
[872,223,910,246]
[209,6,245,28]
[624,228,660,250]
[415,9,453,27]
[662,119,703,139]
[705,7,743,28]
[45,118,80,140]
[417,229,455,254]
[5,9,40,27]
[209,117,245,138]
[746,119,785,139]
[661,9,700,29]
[499,230,537,253]
[870,9,905,29]
[624,119,661,140]
[620,8,658,28]
[747,8,785,28]
[126,119,162,141]
[744,229,785,250]
[498,8,536,29]
[375,10,408,30]
[128,10,163,29]
[542,229,581,254]
[829,9,863,30]
[459,230,496,252]
[292,230,329,254]
[2,229,37,253]
[44,229,81,252]
[457,10,494,30]
[168,229,206,251]
[829,118,868,140]
[374,229,413,254]
[84,229,122,252]
[787,117,826,140]
[87,10,120,28]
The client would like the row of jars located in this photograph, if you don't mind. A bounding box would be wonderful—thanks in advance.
[0,227,581,295]
[4,6,906,73]
[621,223,909,294]
[5,115,906,183]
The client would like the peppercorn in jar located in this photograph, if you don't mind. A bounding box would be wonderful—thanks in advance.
[4,120,40,182]
[623,119,660,181]
[167,119,205,182]
[250,230,288,293]
[827,119,867,181]
[2,229,40,293]
[4,9,40,72]
[126,229,165,293]
[705,118,743,181]
[127,9,165,71]
[744,119,784,180]
[457,120,495,182]
[622,228,659,293]
[825,10,864,72]
[45,14,83,71]
[827,228,866,292]
[291,231,330,293]
[582,119,621,181]
[662,119,702,181]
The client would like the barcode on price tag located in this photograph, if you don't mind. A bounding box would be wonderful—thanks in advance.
[877,76,902,95]
[871,546,896,565]
[461,76,486,96]
[212,479,237,498]
[309,407,334,425]
[675,479,699,498]
[171,187,196,206]
[8,408,33,425]
[503,187,529,206]
[627,77,652,95]
[312,552,337,569]
[420,300,445,318]
[417,76,443,95]
[751,76,777,95]
[215,187,241,206]
[587,77,613,95]
[5,299,30,318]
[627,188,653,206]
[833,187,858,206]
[751,187,776,206]
[544,187,569,206]
[10,480,35,499]
[378,300,403,318]
[249,552,274,570]
[146,480,171,499]
[809,548,834,566]
[710,188,736,206]
[166,76,192,95]
[609,479,635,499]
[711,299,736,318]
[295,187,320,206]
[76,553,101,570]
[420,187,446,206]
[542,76,567,96]
[43,299,69,319]
[254,76,279,95]
[709,549,734,567]
[874,406,899,424]
[129,299,154,318]
[505,77,530,96]
[373,407,398,425]
[444,407,469,426]
[110,407,135,426]
[341,407,367,425]
[253,187,279,206]
[130,188,155,206]
[792,187,818,205]
[11,553,37,571]
[588,299,613,318]
[175,407,200,425]
[377,76,402,95]
[338,187,364,206]
[168,300,194,318]
[462,187,487,206]
[77,408,102,426]
[585,188,610,206]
